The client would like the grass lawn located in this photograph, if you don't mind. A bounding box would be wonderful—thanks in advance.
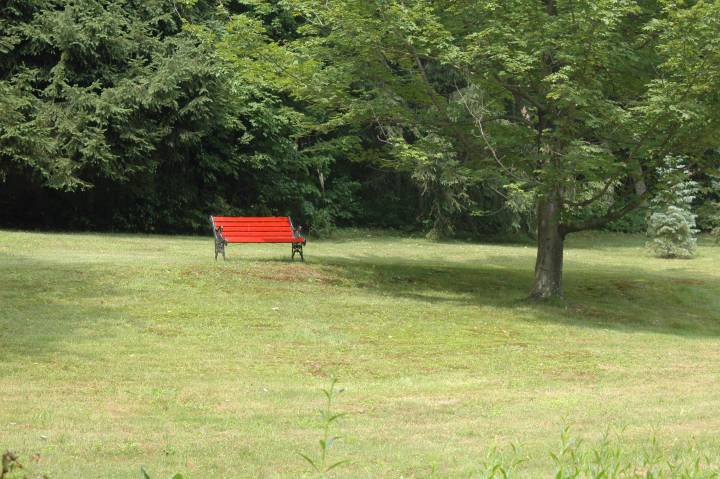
[1,229,719,477]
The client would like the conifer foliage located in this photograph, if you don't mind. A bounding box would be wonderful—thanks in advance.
[647,157,699,258]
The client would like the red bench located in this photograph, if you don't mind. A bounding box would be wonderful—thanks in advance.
[210,216,306,261]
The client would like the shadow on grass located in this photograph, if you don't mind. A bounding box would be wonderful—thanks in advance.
[310,254,720,338]
[0,253,126,360]
[3,243,719,367]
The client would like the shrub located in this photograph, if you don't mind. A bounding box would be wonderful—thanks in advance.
[647,205,699,257]
[309,207,337,238]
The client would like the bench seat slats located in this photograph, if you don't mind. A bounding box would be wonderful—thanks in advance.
[218,224,288,233]
[219,231,294,235]
[214,223,290,228]
[212,216,289,220]
[212,217,289,223]
[223,236,303,243]
[214,224,290,229]
[210,215,304,245]
[213,222,289,226]
[221,233,298,238]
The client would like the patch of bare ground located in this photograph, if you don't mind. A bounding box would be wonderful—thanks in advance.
[614,280,646,291]
[181,263,342,285]
[252,264,340,284]
[144,324,182,337]
[567,304,606,318]
[670,278,706,285]
[302,358,354,378]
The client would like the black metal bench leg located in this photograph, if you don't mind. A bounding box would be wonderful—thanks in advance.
[292,243,304,261]
[215,239,227,261]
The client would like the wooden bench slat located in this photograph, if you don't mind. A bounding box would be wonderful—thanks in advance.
[212,216,289,219]
[223,237,302,243]
[214,222,290,226]
[216,222,289,226]
[212,218,290,223]
[214,223,290,227]
[222,235,302,241]
[215,216,286,218]
[220,232,293,236]
[216,225,293,230]
[219,231,293,235]
[222,233,298,238]
[218,226,292,231]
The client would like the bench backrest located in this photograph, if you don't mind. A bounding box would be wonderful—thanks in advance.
[210,216,302,243]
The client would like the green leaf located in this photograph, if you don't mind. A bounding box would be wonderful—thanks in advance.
[325,459,350,472]
[298,452,321,473]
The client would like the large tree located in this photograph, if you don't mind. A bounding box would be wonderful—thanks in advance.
[221,0,720,298]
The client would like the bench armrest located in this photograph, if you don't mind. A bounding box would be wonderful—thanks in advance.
[293,225,306,244]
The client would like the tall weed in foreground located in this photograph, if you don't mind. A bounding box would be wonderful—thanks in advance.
[0,451,28,479]
[471,444,527,479]
[471,427,718,478]
[299,377,349,478]
[0,451,184,479]
[138,466,183,479]
[549,427,716,478]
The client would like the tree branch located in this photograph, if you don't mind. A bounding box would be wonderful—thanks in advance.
[491,74,543,111]
[454,82,533,184]
[565,174,619,208]
[561,189,650,235]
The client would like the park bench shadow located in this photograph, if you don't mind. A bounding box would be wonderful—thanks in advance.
[312,254,720,338]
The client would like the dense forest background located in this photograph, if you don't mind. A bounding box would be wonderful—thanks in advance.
[1,0,718,238]
[0,0,441,235]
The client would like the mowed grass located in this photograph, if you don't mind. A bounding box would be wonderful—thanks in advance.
[1,229,719,477]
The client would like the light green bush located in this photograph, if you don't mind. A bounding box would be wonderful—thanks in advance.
[647,157,699,258]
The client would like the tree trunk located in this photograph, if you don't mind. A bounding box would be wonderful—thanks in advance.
[530,192,565,299]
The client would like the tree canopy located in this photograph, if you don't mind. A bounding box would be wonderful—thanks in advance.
[213,0,720,296]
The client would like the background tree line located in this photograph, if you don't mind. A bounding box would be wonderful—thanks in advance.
[1,0,444,234]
